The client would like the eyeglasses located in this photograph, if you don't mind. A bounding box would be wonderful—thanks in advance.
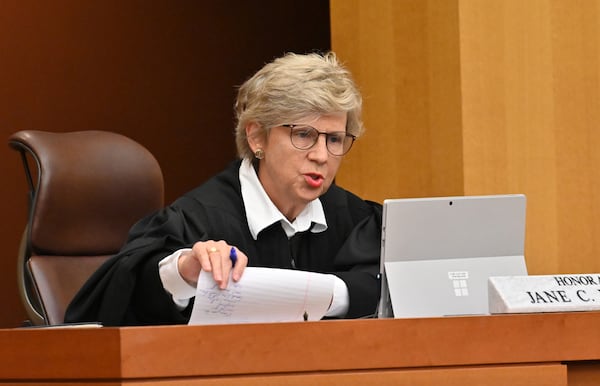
[280,124,356,156]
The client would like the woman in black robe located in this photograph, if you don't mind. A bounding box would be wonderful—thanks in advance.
[65,52,382,326]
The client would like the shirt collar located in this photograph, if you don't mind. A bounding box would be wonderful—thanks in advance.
[239,158,327,240]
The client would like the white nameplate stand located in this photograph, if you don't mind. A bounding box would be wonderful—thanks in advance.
[489,274,600,314]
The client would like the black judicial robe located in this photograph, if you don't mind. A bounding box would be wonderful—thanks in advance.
[65,160,382,326]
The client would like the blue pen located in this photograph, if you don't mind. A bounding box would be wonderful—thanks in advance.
[229,247,238,267]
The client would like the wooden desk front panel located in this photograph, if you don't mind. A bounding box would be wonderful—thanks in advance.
[119,313,600,379]
[0,312,599,384]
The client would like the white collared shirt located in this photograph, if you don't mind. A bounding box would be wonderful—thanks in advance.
[158,159,349,317]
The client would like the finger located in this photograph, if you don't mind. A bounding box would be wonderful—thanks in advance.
[231,249,248,282]
[192,243,214,273]
[207,246,224,285]
[215,247,238,289]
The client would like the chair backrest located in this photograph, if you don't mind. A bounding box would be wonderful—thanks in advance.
[9,130,164,325]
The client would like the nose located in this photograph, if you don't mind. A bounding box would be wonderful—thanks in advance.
[307,134,329,162]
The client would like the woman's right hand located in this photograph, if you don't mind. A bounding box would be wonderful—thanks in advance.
[177,240,248,289]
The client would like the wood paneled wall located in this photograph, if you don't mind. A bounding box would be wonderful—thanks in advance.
[331,0,600,275]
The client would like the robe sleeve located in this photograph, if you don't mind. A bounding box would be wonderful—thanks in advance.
[332,200,382,318]
[64,204,208,326]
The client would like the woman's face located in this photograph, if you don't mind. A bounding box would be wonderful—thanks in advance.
[248,112,347,220]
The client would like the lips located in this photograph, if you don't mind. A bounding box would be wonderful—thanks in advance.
[304,173,324,188]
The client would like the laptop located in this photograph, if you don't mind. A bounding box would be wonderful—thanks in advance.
[378,194,528,318]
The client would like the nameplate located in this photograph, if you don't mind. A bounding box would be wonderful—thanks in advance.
[488,274,600,314]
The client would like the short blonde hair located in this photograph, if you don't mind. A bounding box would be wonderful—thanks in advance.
[234,52,364,159]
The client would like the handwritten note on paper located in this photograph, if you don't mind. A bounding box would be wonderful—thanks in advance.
[188,267,335,325]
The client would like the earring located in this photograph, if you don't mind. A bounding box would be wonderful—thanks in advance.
[254,149,264,159]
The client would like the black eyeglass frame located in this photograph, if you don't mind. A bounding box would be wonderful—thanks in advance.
[280,124,356,156]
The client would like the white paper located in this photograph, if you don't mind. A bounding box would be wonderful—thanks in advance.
[188,267,335,325]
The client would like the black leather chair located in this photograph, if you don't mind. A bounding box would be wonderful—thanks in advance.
[9,130,164,325]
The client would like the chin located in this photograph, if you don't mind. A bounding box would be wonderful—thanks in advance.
[298,183,330,202]
[299,190,322,203]
[313,187,330,200]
